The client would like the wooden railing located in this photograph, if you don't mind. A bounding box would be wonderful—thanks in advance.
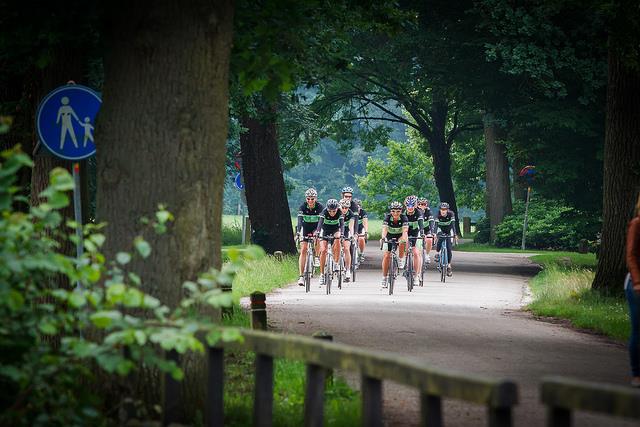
[541,376,640,426]
[160,292,640,427]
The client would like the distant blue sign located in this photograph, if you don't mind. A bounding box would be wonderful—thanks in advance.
[234,173,244,190]
[36,84,101,161]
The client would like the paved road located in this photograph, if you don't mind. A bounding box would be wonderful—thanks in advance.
[243,243,634,426]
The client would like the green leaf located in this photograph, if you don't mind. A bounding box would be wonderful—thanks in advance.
[206,330,222,346]
[128,272,141,285]
[89,233,106,247]
[116,252,131,265]
[134,237,151,258]
[134,330,147,345]
[90,311,122,328]
[49,167,74,191]
[221,328,243,343]
[38,320,58,335]
[68,291,87,308]
[156,209,173,224]
[106,283,126,304]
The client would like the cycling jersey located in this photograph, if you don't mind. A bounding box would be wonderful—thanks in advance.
[348,199,359,228]
[404,208,424,237]
[420,207,435,234]
[296,201,324,235]
[357,207,368,233]
[383,213,408,236]
[316,207,344,235]
[342,209,355,237]
[436,210,457,235]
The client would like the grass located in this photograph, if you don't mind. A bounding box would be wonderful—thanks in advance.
[526,252,629,341]
[222,252,362,425]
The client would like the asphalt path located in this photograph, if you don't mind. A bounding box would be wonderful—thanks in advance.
[242,242,635,426]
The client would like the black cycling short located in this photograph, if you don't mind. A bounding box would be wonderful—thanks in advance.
[301,223,318,236]
[320,226,340,236]
[357,223,366,234]
[383,233,403,252]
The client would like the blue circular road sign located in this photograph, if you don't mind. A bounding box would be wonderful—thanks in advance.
[234,173,244,190]
[36,84,101,161]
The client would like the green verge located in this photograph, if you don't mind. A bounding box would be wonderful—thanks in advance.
[222,253,362,425]
[527,253,629,341]
[455,243,630,341]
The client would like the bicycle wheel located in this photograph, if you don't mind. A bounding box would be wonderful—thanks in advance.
[305,251,313,293]
[389,255,396,295]
[351,242,358,283]
[420,247,425,286]
[406,252,413,292]
[338,257,343,290]
[324,255,332,294]
[440,242,447,283]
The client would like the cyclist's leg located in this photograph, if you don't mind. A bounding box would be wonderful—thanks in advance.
[382,245,391,276]
[426,235,433,254]
[413,245,421,277]
[342,238,351,271]
[399,240,406,259]
[447,238,453,265]
[319,239,328,274]
[299,241,308,275]
[332,232,341,263]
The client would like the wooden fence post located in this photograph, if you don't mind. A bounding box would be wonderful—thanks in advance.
[312,332,333,384]
[361,375,383,427]
[207,347,224,427]
[420,393,443,427]
[488,406,512,427]
[304,362,326,427]
[547,406,571,427]
[250,291,267,330]
[163,350,182,426]
[254,353,274,427]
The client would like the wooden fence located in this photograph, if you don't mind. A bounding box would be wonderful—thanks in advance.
[160,292,640,427]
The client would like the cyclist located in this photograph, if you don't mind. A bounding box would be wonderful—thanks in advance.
[353,198,369,262]
[379,201,409,288]
[340,186,360,232]
[417,197,435,263]
[434,202,458,277]
[403,195,425,284]
[339,198,356,282]
[295,188,323,286]
[316,199,344,286]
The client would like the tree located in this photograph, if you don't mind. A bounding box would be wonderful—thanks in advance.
[592,0,640,292]
[95,0,234,417]
[357,139,437,216]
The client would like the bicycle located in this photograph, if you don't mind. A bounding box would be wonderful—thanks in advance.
[299,235,316,293]
[380,238,400,295]
[436,232,453,283]
[322,236,339,294]
[349,236,359,283]
[337,237,346,290]
[403,236,423,292]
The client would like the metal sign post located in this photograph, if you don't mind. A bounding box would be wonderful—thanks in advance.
[521,186,531,251]
[36,83,101,288]
[518,165,537,251]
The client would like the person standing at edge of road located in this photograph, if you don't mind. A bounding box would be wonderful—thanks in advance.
[296,188,323,286]
[339,198,355,282]
[379,201,409,288]
[434,202,458,277]
[353,198,369,262]
[316,199,344,287]
[341,186,359,235]
[626,193,640,387]
[417,197,435,264]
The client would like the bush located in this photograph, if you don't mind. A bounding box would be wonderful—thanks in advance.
[473,217,491,243]
[0,148,260,426]
[493,199,599,250]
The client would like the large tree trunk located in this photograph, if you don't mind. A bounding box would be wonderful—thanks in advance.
[425,98,462,235]
[96,0,233,420]
[240,99,296,254]
[592,46,640,293]
[484,113,512,242]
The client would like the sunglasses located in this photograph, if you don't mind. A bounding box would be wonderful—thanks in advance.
[343,194,353,198]
[391,209,402,213]
[306,197,316,201]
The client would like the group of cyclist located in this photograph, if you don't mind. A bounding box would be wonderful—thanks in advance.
[295,186,458,289]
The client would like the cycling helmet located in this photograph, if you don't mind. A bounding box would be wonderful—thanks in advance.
[439,202,450,209]
[404,195,418,208]
[341,186,354,194]
[305,188,318,198]
[353,198,362,207]
[418,197,428,204]
[389,201,403,210]
[339,198,351,208]
[326,199,339,210]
